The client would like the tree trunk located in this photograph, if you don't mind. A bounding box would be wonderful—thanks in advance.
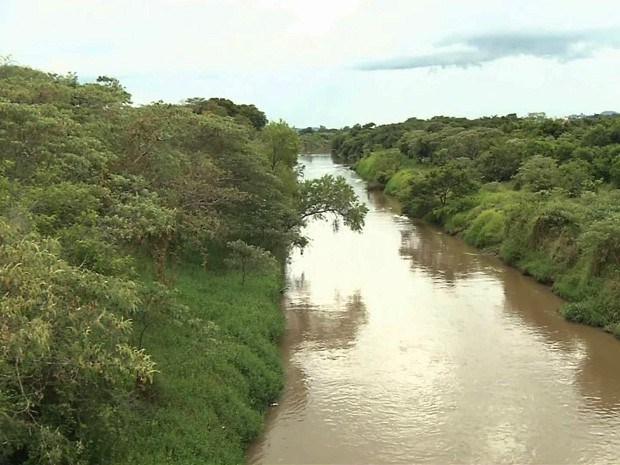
[151,234,170,283]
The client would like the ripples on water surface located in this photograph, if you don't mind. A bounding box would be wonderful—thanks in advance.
[247,155,620,464]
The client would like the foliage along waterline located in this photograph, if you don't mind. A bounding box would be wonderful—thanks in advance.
[330,114,620,337]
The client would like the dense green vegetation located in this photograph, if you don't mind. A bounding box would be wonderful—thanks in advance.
[298,126,337,154]
[118,262,284,464]
[0,64,367,464]
[333,113,620,337]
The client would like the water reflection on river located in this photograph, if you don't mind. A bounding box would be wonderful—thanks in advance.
[247,154,620,464]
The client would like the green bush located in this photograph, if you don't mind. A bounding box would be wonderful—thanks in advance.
[499,208,534,264]
[514,252,557,284]
[592,279,620,326]
[384,168,417,198]
[355,149,405,185]
[560,301,607,327]
[552,266,595,301]
[354,154,374,180]
[444,212,469,235]
[463,209,505,248]
[578,214,620,277]
[514,155,560,191]
[531,204,578,246]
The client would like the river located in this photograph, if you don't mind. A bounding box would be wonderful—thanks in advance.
[247,154,620,464]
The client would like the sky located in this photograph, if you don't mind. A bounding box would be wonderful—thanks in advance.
[1,0,620,127]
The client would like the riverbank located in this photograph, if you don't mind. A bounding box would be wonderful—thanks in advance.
[352,157,620,339]
[115,262,284,464]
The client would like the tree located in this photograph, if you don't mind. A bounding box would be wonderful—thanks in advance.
[0,232,156,464]
[184,97,267,130]
[0,61,373,463]
[224,239,278,285]
[538,118,565,138]
[426,162,478,207]
[261,120,300,171]
[514,155,560,192]
[404,162,479,217]
[74,75,131,109]
[559,159,594,196]
[397,130,436,162]
[237,103,268,130]
[440,128,501,160]
[297,174,368,232]
[476,139,526,182]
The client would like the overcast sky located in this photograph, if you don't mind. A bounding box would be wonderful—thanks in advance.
[1,0,619,127]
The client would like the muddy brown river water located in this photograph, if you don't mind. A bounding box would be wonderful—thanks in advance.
[247,154,620,464]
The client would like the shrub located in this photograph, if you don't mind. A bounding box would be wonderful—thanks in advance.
[518,252,558,284]
[514,155,560,191]
[560,301,607,327]
[384,168,417,199]
[578,214,620,276]
[499,205,536,264]
[532,205,577,244]
[444,212,469,235]
[0,233,155,464]
[463,209,505,248]
[355,148,405,185]
[559,159,594,197]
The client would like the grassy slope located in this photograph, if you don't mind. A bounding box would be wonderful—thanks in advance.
[355,152,431,195]
[116,263,284,464]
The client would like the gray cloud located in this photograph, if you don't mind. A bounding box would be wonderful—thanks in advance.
[356,29,620,71]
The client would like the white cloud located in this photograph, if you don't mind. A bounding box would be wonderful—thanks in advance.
[1,0,619,126]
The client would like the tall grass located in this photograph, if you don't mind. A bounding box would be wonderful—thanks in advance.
[384,168,420,198]
[354,149,408,186]
[116,262,284,464]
